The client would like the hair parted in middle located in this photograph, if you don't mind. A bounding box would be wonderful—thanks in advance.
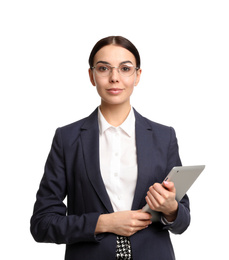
[88,36,141,69]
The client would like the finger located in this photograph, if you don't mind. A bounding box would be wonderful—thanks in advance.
[145,192,160,211]
[147,185,170,210]
[132,213,152,228]
[137,212,152,220]
[149,185,165,203]
[163,181,176,193]
[125,224,149,236]
[152,182,175,200]
[135,209,151,217]
[145,195,156,210]
[133,219,152,228]
[151,183,167,197]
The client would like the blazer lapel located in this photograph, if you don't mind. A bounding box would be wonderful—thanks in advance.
[131,110,154,210]
[80,108,156,212]
[80,109,113,213]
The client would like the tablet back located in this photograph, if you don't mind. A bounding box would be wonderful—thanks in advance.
[142,165,205,222]
[164,165,205,201]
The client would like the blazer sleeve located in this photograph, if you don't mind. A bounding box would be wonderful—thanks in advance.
[161,127,191,234]
[30,129,101,245]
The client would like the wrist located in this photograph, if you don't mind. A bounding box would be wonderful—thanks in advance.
[95,214,112,235]
[163,202,178,222]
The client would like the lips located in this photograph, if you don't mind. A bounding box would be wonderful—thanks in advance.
[107,88,123,95]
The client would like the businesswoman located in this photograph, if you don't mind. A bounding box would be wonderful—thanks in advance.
[31,36,190,260]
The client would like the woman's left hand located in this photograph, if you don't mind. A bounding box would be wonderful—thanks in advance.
[145,181,178,222]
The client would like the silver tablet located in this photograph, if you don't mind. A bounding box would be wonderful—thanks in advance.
[142,165,205,222]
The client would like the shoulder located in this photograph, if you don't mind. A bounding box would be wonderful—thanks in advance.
[54,108,98,144]
[134,108,174,131]
[133,108,177,141]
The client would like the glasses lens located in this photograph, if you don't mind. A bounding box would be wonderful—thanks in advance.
[95,64,110,77]
[119,64,135,77]
[94,63,136,77]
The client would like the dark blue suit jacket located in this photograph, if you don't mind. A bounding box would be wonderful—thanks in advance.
[30,108,190,260]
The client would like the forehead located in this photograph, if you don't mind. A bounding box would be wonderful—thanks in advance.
[93,45,136,65]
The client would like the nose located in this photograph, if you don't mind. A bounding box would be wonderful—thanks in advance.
[109,67,120,83]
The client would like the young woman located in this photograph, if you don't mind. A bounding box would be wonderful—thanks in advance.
[31,36,190,260]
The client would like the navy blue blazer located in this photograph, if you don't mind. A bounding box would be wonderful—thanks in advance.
[30,108,190,260]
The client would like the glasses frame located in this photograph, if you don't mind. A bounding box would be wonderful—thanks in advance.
[91,63,139,77]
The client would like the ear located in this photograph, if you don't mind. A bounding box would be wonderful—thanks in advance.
[88,68,96,86]
[134,68,142,86]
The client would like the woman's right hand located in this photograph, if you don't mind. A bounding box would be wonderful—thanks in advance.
[95,210,152,237]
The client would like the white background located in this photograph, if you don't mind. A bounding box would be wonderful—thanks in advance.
[1,0,228,259]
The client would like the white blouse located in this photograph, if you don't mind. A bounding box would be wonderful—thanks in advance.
[98,107,138,212]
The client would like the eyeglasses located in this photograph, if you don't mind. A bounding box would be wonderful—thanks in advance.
[91,63,139,77]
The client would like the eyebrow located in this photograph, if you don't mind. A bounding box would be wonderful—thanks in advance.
[95,60,133,66]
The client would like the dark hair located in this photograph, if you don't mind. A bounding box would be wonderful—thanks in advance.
[89,36,141,69]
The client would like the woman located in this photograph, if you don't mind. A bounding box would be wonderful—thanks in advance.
[31,36,190,260]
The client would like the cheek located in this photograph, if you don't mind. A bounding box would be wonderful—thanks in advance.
[93,75,107,87]
[122,76,137,88]
[94,78,108,96]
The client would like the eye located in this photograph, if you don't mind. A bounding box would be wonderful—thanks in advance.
[120,65,133,73]
[97,65,110,72]
[122,67,130,71]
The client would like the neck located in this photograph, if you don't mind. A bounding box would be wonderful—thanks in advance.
[100,102,131,127]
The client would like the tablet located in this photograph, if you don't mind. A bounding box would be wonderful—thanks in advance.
[142,165,205,222]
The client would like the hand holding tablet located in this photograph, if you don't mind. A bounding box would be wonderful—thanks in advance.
[142,165,205,222]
